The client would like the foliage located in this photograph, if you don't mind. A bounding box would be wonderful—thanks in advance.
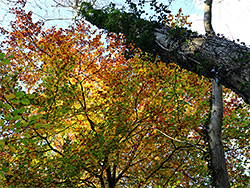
[80,1,196,61]
[80,1,163,56]
[222,89,250,185]
[166,8,192,28]
[0,1,249,187]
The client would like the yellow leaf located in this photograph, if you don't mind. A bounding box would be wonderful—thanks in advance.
[9,146,16,152]
[36,129,45,136]
[0,119,4,126]
[4,170,12,175]
[5,94,15,100]
[0,140,5,147]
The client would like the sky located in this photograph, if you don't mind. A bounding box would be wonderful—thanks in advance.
[1,0,250,45]
[173,0,250,45]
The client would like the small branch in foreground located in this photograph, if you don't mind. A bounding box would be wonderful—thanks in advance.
[140,124,206,152]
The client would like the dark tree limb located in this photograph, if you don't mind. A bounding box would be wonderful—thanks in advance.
[80,2,250,105]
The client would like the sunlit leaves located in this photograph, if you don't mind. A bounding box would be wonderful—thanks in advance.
[0,52,10,65]
[167,8,192,28]
[1,20,211,185]
[0,3,249,187]
[15,91,24,99]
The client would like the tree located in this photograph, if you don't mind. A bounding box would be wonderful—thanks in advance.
[0,1,249,187]
[79,2,250,186]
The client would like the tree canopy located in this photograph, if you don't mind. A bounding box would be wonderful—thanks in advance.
[0,1,249,187]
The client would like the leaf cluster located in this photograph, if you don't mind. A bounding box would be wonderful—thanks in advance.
[80,1,167,56]
[80,1,197,59]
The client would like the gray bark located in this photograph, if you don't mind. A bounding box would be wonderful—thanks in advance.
[154,29,250,105]
[204,0,214,35]
[208,80,230,187]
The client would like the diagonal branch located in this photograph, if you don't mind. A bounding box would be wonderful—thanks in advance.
[80,5,250,105]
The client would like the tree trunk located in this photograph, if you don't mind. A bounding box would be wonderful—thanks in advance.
[208,80,230,187]
[203,1,230,187]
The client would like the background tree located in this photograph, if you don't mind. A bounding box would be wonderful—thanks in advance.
[0,5,210,187]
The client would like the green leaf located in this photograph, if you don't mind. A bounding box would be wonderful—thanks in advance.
[0,119,4,127]
[29,138,36,143]
[0,139,5,148]
[15,121,22,128]
[22,121,28,127]
[18,107,25,114]
[1,59,10,65]
[11,99,20,104]
[27,93,35,99]
[22,139,29,146]
[5,115,12,121]
[2,167,9,172]
[29,120,36,125]
[44,123,50,128]
[34,123,43,129]
[21,98,30,105]
[34,114,43,119]
[15,129,22,133]
[13,115,21,120]
[23,133,31,138]
[8,55,14,59]
[15,91,25,99]
[0,52,4,59]
[13,109,19,116]
[0,171,4,176]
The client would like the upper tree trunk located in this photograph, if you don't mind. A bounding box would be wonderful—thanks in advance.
[155,29,250,105]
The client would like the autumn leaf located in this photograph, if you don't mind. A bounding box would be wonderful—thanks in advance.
[20,98,30,105]
[5,94,16,100]
[15,91,24,99]
[0,4,248,187]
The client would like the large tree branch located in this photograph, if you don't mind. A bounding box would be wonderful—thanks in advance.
[80,4,250,105]
[154,29,250,105]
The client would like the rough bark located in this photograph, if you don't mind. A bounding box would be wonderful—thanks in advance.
[154,29,250,105]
